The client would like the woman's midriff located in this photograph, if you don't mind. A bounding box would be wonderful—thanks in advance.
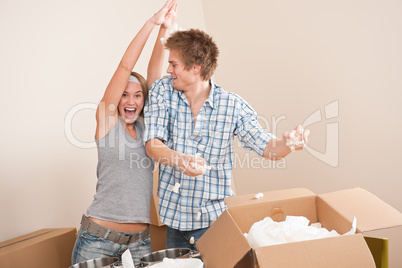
[88,217,149,233]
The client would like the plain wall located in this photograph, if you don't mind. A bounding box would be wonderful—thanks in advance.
[1,0,402,266]
[202,0,402,266]
[0,0,206,238]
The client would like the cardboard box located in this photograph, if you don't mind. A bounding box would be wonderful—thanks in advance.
[150,225,167,252]
[197,187,402,268]
[0,228,77,268]
[150,163,167,251]
[150,163,164,227]
[364,236,388,268]
[150,194,164,227]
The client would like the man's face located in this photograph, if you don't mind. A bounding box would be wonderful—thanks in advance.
[167,50,196,91]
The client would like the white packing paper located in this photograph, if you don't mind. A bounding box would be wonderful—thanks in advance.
[173,182,181,193]
[122,249,135,268]
[254,192,264,199]
[190,153,211,174]
[286,130,305,152]
[149,257,204,268]
[245,215,357,248]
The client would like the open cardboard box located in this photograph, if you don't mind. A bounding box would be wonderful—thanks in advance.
[197,187,402,268]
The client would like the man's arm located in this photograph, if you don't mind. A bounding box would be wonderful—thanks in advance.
[263,125,310,160]
[145,138,205,177]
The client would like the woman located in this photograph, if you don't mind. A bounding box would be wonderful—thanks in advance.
[71,0,177,265]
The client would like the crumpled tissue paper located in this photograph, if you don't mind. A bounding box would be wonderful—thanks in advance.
[190,153,212,174]
[244,215,356,248]
[286,130,305,152]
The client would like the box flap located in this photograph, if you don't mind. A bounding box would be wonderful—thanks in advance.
[225,188,315,208]
[254,234,375,267]
[0,228,76,252]
[0,229,54,250]
[225,188,317,233]
[316,196,353,234]
[197,210,250,268]
[318,188,402,233]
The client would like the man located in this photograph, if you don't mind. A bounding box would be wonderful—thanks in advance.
[144,29,309,249]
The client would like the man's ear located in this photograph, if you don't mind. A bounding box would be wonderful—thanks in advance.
[193,64,201,75]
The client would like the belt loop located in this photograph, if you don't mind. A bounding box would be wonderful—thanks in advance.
[103,229,111,240]
[116,232,123,244]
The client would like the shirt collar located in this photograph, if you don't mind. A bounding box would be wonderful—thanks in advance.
[205,79,220,109]
[172,78,221,109]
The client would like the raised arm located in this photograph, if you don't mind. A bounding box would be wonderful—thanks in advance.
[147,3,177,88]
[95,0,176,140]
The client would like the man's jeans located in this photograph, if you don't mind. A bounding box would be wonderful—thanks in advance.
[166,226,208,251]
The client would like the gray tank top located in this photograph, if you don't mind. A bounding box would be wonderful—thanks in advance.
[86,120,154,223]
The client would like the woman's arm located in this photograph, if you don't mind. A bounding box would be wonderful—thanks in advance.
[95,0,176,140]
[147,2,177,89]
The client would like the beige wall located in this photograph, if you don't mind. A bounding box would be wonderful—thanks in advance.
[1,0,401,266]
[202,0,402,266]
[0,0,206,239]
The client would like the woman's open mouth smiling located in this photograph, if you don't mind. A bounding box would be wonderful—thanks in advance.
[124,107,136,118]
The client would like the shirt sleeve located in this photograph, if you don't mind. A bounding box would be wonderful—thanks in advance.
[234,97,275,156]
[143,79,170,144]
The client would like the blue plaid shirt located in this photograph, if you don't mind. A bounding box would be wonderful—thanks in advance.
[144,76,274,230]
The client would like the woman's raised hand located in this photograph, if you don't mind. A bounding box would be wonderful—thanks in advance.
[162,1,177,29]
[150,0,177,26]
